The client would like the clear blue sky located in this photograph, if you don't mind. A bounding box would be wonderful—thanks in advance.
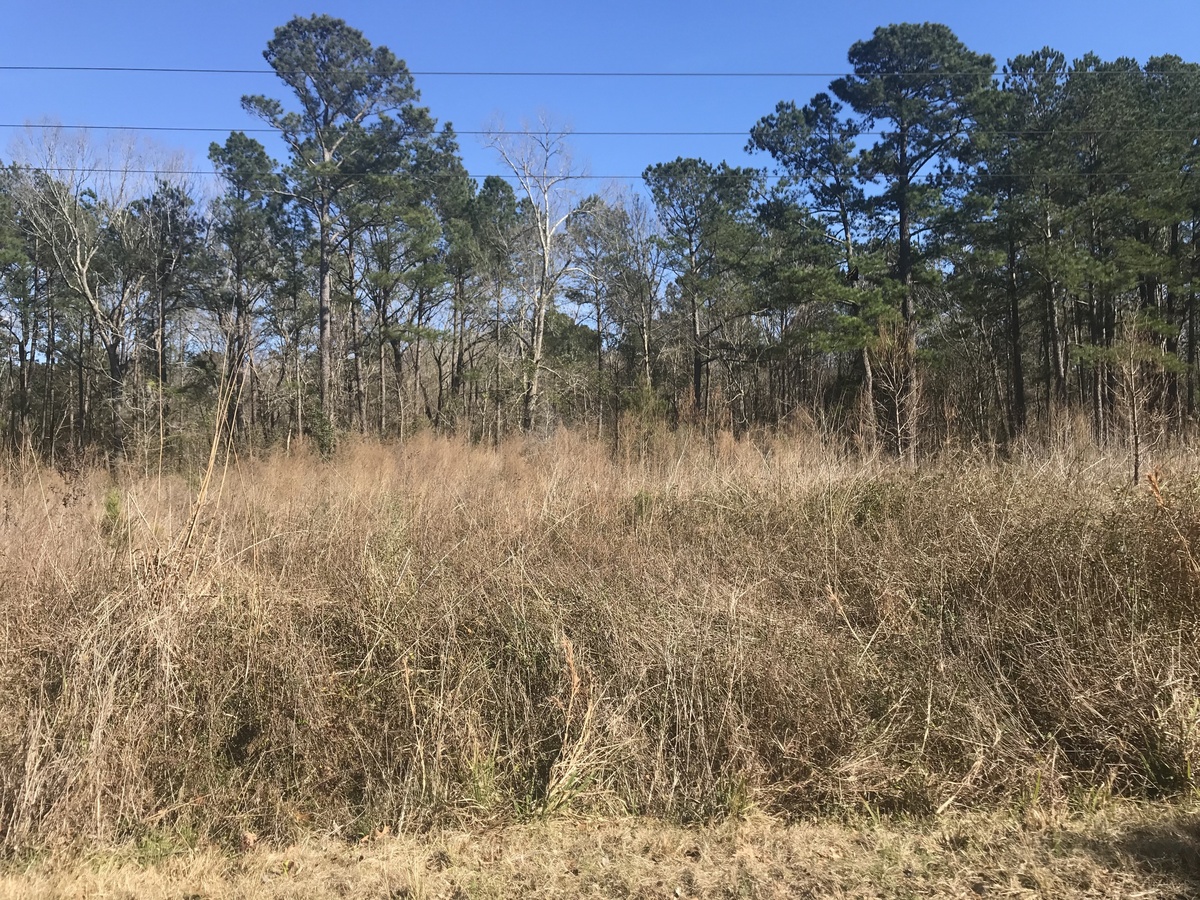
[2,0,1199,190]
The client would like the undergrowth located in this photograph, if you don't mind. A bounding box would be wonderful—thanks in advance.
[1,431,1198,853]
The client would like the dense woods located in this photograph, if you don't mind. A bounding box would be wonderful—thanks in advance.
[2,17,1199,465]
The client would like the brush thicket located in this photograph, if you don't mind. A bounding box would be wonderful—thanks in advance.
[1,434,1198,852]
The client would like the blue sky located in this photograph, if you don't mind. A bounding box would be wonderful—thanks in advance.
[2,0,1199,191]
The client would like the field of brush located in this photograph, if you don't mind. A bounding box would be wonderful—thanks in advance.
[2,432,1199,896]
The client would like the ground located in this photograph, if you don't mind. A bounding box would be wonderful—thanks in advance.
[3,803,1199,899]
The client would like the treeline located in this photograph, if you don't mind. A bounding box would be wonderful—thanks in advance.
[1,17,1198,465]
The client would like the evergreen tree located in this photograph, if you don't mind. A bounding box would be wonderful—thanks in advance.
[832,23,995,459]
[242,14,433,422]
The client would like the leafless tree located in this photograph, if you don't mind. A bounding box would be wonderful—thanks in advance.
[485,115,580,431]
[11,128,171,454]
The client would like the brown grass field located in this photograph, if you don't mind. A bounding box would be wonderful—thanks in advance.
[2,431,1199,896]
[3,805,1199,898]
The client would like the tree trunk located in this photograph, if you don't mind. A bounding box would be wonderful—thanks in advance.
[157,280,167,469]
[42,286,56,460]
[318,202,334,423]
[1007,234,1027,438]
[690,291,704,415]
[347,242,366,435]
[103,340,126,457]
[378,329,387,435]
[521,276,549,433]
[896,133,919,465]
[494,284,503,448]
[596,290,604,439]
[860,347,876,451]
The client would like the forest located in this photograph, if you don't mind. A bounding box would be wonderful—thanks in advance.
[1,16,1199,468]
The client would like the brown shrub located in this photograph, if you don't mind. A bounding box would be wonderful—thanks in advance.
[1,433,1198,852]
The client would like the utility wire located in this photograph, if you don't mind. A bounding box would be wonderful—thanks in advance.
[5,164,1195,182]
[2,64,1188,81]
[2,123,1198,138]
[11,65,1181,78]
[2,124,759,136]
[0,65,1004,77]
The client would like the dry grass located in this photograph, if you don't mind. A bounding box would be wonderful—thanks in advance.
[2,805,1199,898]
[1,430,1199,877]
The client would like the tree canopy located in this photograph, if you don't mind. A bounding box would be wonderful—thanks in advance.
[2,18,1199,471]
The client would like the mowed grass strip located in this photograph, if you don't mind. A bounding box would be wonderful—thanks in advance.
[3,805,1200,899]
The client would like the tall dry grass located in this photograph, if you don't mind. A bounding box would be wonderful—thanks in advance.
[1,431,1198,854]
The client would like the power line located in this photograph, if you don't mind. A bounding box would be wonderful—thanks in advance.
[0,65,1001,77]
[3,123,750,137]
[2,64,1181,79]
[5,164,1195,182]
[10,165,651,180]
[3,123,1198,138]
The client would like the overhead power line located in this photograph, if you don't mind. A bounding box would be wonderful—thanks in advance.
[2,64,1184,80]
[3,123,1198,138]
[5,164,1195,182]
[2,124,750,137]
[0,65,1067,78]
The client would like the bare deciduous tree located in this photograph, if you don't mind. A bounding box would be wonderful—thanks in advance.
[12,128,169,454]
[486,116,580,432]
